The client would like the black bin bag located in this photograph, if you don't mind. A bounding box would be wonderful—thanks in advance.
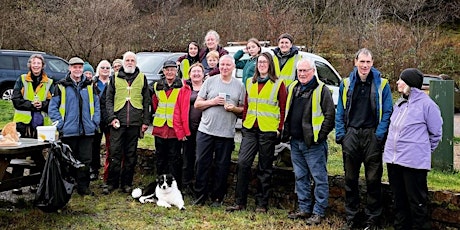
[34,141,84,212]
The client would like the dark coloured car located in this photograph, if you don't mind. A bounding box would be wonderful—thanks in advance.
[0,50,69,100]
[136,52,186,86]
[422,74,460,111]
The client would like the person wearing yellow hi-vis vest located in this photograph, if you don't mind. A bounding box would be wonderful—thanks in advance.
[281,58,335,225]
[104,51,151,195]
[12,54,54,138]
[177,41,200,80]
[48,57,101,196]
[272,33,302,87]
[11,53,55,195]
[335,48,393,230]
[152,60,184,187]
[226,52,287,213]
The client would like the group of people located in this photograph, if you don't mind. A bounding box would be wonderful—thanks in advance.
[10,29,443,230]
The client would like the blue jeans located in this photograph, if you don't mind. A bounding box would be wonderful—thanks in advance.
[290,138,329,216]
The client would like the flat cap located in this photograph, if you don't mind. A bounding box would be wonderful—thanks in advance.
[68,57,84,65]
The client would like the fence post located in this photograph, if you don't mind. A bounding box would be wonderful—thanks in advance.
[429,80,454,171]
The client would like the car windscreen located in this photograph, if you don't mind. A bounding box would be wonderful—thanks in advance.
[47,58,68,73]
[423,76,441,85]
[315,61,340,86]
[137,55,165,74]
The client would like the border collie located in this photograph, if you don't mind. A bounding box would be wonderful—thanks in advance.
[132,174,185,210]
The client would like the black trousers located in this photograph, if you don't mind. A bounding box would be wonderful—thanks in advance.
[341,127,383,223]
[61,135,93,192]
[90,130,104,172]
[107,126,139,188]
[155,136,182,187]
[234,127,276,208]
[387,163,431,230]
[194,131,234,202]
[182,129,197,187]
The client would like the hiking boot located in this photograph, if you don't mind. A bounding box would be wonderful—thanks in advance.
[341,220,355,230]
[306,214,323,225]
[364,220,380,230]
[77,188,94,196]
[121,185,132,193]
[192,194,207,206]
[102,185,115,195]
[226,204,246,212]
[210,199,222,208]
[287,211,311,220]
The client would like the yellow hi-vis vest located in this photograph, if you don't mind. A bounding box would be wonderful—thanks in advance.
[58,84,94,121]
[341,78,388,122]
[152,83,180,128]
[273,54,302,87]
[243,79,282,132]
[180,59,191,80]
[113,73,145,112]
[13,73,53,125]
[285,80,325,142]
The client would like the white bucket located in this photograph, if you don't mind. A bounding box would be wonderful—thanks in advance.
[37,126,57,142]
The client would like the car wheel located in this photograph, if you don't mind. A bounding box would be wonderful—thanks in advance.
[1,87,14,100]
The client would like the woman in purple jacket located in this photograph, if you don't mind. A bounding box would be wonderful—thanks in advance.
[383,68,443,230]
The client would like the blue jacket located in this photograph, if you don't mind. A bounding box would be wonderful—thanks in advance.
[383,88,442,170]
[234,49,257,87]
[335,67,393,142]
[49,75,100,137]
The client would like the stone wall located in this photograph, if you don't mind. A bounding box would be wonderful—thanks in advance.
[137,149,460,229]
[226,162,460,230]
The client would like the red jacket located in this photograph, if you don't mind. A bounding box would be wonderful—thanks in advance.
[151,79,183,139]
[173,83,193,140]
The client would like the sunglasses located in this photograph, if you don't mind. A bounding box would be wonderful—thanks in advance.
[100,67,111,70]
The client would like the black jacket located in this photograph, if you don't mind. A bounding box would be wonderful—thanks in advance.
[283,79,335,147]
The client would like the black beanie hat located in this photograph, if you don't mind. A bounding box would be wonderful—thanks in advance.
[400,68,423,89]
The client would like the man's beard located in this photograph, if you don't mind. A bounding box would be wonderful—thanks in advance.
[124,66,135,74]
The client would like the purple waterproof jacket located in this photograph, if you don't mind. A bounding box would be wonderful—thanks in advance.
[383,88,443,170]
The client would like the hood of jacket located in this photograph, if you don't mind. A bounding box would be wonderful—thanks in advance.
[272,46,300,59]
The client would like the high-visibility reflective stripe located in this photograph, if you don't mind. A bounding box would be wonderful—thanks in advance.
[311,83,324,142]
[14,74,53,124]
[58,84,95,121]
[114,73,145,112]
[180,59,190,80]
[273,54,301,86]
[153,86,180,128]
[243,79,282,131]
[286,80,325,142]
[342,78,388,122]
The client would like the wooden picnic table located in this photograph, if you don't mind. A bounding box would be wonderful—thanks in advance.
[0,138,50,192]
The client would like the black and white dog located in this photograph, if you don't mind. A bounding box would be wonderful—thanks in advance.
[132,174,185,210]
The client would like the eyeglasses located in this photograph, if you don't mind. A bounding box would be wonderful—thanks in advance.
[100,67,111,70]
[258,60,269,64]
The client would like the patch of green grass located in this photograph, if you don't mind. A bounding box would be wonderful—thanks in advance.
[0,100,14,128]
[0,175,347,230]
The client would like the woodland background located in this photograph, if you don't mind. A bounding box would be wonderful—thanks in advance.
[0,0,459,84]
